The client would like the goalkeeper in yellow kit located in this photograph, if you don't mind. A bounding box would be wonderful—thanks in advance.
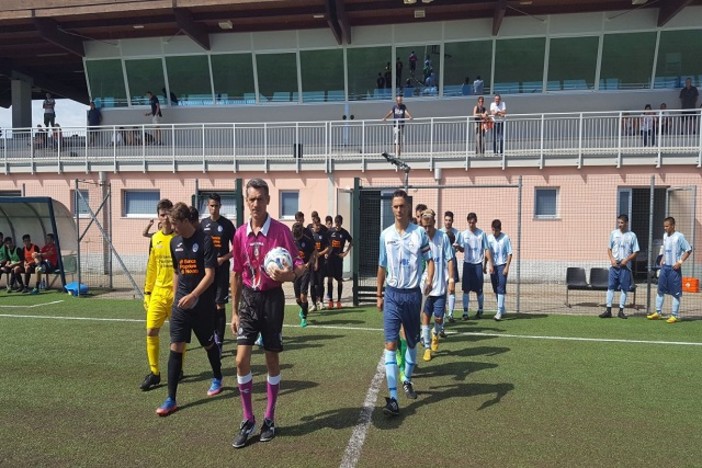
[140,199,177,391]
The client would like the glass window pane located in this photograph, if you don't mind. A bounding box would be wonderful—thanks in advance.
[123,191,160,217]
[300,49,345,102]
[443,41,493,96]
[347,46,391,101]
[165,56,212,106]
[547,37,598,91]
[86,59,128,108]
[535,188,557,217]
[211,54,256,104]
[655,30,702,89]
[197,192,238,221]
[495,38,546,94]
[124,58,165,106]
[600,32,656,90]
[280,191,298,219]
[396,45,441,98]
[71,190,90,217]
[256,53,298,103]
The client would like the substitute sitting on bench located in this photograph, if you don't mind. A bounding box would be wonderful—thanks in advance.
[30,233,59,294]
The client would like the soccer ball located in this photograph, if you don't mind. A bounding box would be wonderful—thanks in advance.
[263,247,293,276]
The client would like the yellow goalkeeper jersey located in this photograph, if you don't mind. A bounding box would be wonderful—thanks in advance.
[144,230,175,292]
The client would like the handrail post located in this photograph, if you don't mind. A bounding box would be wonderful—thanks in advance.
[465,116,470,170]
[263,123,268,173]
[201,123,206,173]
[656,111,662,168]
[429,117,434,168]
[539,114,545,169]
[232,123,237,173]
[578,113,583,169]
[616,111,622,168]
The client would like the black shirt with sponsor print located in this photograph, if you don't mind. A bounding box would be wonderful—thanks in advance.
[200,216,235,260]
[295,235,316,264]
[170,229,217,306]
[328,227,352,258]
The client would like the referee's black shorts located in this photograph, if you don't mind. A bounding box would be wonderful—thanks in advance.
[236,286,285,352]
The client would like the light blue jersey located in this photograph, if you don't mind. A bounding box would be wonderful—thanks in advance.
[379,222,432,290]
[439,226,459,239]
[660,231,692,266]
[422,230,454,296]
[457,228,488,264]
[487,232,512,266]
[608,229,640,263]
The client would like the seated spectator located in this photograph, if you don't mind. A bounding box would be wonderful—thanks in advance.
[52,123,63,151]
[112,127,125,146]
[21,234,40,294]
[1,237,24,292]
[32,233,59,292]
[33,125,48,150]
[0,231,6,286]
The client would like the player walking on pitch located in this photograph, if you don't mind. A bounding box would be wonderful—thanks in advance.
[377,189,434,416]
[155,203,223,416]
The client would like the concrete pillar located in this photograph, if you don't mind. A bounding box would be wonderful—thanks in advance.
[11,79,33,129]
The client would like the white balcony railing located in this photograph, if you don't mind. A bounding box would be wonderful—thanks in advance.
[1,109,700,173]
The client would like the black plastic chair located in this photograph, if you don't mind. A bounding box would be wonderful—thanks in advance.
[565,267,590,307]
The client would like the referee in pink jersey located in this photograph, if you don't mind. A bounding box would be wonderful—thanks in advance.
[230,178,304,448]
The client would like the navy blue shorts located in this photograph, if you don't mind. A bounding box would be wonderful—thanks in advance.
[383,286,421,349]
[462,262,484,293]
[423,294,446,319]
[658,265,683,298]
[490,264,508,295]
[608,265,632,292]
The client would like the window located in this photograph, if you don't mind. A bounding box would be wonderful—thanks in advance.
[495,38,546,94]
[211,53,256,104]
[396,45,442,98]
[165,55,213,106]
[86,59,128,108]
[300,49,345,102]
[124,58,165,106]
[197,192,238,222]
[547,37,599,91]
[347,46,391,101]
[600,32,656,90]
[279,191,299,219]
[123,190,160,217]
[534,188,558,219]
[256,53,298,103]
[71,190,90,217]
[443,41,493,96]
[655,30,702,89]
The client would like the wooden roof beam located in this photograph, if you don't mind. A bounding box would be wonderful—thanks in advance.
[658,0,693,27]
[33,18,85,57]
[335,0,351,45]
[325,0,342,45]
[492,0,507,36]
[173,7,210,51]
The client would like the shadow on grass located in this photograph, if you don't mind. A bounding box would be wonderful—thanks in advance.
[415,359,500,382]
[374,381,515,428]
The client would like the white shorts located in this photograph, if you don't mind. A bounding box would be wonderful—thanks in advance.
[151,115,162,125]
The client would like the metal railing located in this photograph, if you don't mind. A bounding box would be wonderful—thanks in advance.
[1,109,700,172]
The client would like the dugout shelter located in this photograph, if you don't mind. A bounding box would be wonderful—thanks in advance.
[0,197,77,289]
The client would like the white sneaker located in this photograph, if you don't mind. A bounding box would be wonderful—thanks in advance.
[494,311,503,321]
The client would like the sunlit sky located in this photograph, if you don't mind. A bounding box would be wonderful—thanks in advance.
[0,99,88,131]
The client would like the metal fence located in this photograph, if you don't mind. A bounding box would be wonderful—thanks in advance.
[1,109,700,172]
[350,176,701,318]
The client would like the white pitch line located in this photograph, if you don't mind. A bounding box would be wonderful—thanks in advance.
[0,300,64,309]
[1,312,701,347]
[340,355,386,468]
[454,330,702,347]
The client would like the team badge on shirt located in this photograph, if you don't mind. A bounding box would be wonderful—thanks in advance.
[192,243,199,253]
[218,225,223,232]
